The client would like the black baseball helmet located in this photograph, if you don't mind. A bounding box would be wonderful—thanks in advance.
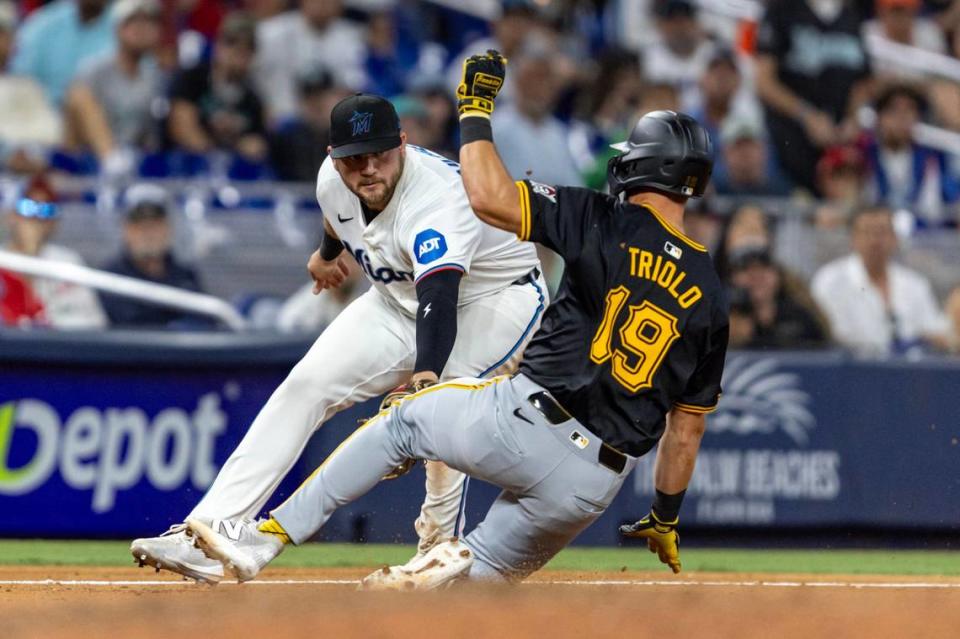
[607,110,713,199]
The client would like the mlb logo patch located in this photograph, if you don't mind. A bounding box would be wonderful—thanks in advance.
[664,241,682,260]
[569,431,589,450]
[414,228,448,264]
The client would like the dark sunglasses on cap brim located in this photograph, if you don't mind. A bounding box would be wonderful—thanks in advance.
[16,198,59,220]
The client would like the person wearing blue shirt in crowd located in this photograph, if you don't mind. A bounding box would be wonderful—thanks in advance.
[99,184,207,328]
[864,83,960,227]
[12,0,115,105]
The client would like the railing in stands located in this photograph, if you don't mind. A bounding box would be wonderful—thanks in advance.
[0,250,248,331]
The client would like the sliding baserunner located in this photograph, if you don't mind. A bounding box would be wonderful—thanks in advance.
[186,52,728,587]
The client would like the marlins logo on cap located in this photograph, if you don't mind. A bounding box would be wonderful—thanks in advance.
[329,94,401,158]
[350,111,373,137]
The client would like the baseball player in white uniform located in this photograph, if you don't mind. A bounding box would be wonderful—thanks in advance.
[131,93,546,582]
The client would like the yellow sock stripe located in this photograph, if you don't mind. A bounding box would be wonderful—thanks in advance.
[515,181,531,241]
[258,517,292,544]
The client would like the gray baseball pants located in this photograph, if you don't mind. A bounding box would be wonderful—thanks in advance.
[271,374,637,581]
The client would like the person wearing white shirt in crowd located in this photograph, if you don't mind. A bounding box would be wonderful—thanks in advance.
[862,0,948,79]
[642,0,717,109]
[254,0,367,122]
[1,174,107,329]
[811,205,949,356]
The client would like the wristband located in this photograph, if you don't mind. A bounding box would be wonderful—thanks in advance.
[319,230,344,261]
[460,115,493,146]
[651,489,686,524]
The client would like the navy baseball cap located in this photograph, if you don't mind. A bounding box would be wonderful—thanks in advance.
[329,93,402,159]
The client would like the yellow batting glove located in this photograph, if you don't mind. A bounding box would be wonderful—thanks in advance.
[457,49,507,118]
[619,512,682,574]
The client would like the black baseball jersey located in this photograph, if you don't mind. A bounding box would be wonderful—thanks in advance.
[515,180,729,458]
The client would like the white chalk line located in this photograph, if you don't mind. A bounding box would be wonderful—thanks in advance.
[2,578,960,590]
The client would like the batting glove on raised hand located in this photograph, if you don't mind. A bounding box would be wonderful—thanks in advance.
[457,49,507,118]
[620,512,682,574]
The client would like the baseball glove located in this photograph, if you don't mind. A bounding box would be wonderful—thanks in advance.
[378,378,436,480]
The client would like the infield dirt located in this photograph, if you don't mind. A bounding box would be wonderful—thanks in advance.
[2,566,959,639]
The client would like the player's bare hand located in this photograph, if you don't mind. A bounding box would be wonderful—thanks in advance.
[620,512,682,574]
[307,249,350,294]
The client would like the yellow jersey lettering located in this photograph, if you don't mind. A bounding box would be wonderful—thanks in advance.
[638,250,653,280]
[625,247,702,309]
[651,254,663,283]
[677,286,702,308]
[656,261,676,288]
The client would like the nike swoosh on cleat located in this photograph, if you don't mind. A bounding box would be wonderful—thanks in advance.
[513,408,533,425]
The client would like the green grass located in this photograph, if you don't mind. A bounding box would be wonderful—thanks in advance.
[1,540,959,575]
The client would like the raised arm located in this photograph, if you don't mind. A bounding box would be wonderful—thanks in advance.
[456,50,524,237]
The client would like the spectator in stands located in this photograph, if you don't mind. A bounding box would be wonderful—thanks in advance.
[814,145,869,229]
[492,36,582,186]
[167,12,268,164]
[0,2,58,175]
[685,49,748,153]
[12,0,115,105]
[725,286,756,349]
[569,48,641,189]
[1,173,107,329]
[728,244,829,349]
[712,116,792,198]
[269,68,349,183]
[863,0,960,129]
[863,0,948,76]
[863,84,960,226]
[255,0,367,123]
[713,203,773,281]
[392,94,432,148]
[642,0,716,106]
[811,205,950,355]
[635,82,680,115]
[755,0,873,193]
[99,183,206,328]
[364,10,413,99]
[446,0,544,107]
[65,0,166,178]
[946,284,960,353]
[407,76,457,159]
[275,263,365,333]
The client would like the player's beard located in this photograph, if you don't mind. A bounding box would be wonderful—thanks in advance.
[354,161,404,211]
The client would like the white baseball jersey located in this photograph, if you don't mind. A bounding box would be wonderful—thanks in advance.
[316,144,539,316]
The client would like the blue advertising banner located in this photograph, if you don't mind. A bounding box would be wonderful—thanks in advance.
[2,332,959,543]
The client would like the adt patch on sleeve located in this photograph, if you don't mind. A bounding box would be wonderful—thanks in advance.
[414,228,448,264]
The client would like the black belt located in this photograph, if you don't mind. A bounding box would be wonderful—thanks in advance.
[511,267,541,287]
[526,391,627,474]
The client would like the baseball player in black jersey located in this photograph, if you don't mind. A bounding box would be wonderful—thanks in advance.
[185,50,729,588]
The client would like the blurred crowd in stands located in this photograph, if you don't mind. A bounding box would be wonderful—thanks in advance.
[2,0,960,359]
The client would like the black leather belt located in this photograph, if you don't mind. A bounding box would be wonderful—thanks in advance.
[526,391,627,474]
[511,267,542,287]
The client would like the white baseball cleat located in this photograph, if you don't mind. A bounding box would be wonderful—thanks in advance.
[186,517,285,583]
[130,523,224,584]
[360,539,474,591]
